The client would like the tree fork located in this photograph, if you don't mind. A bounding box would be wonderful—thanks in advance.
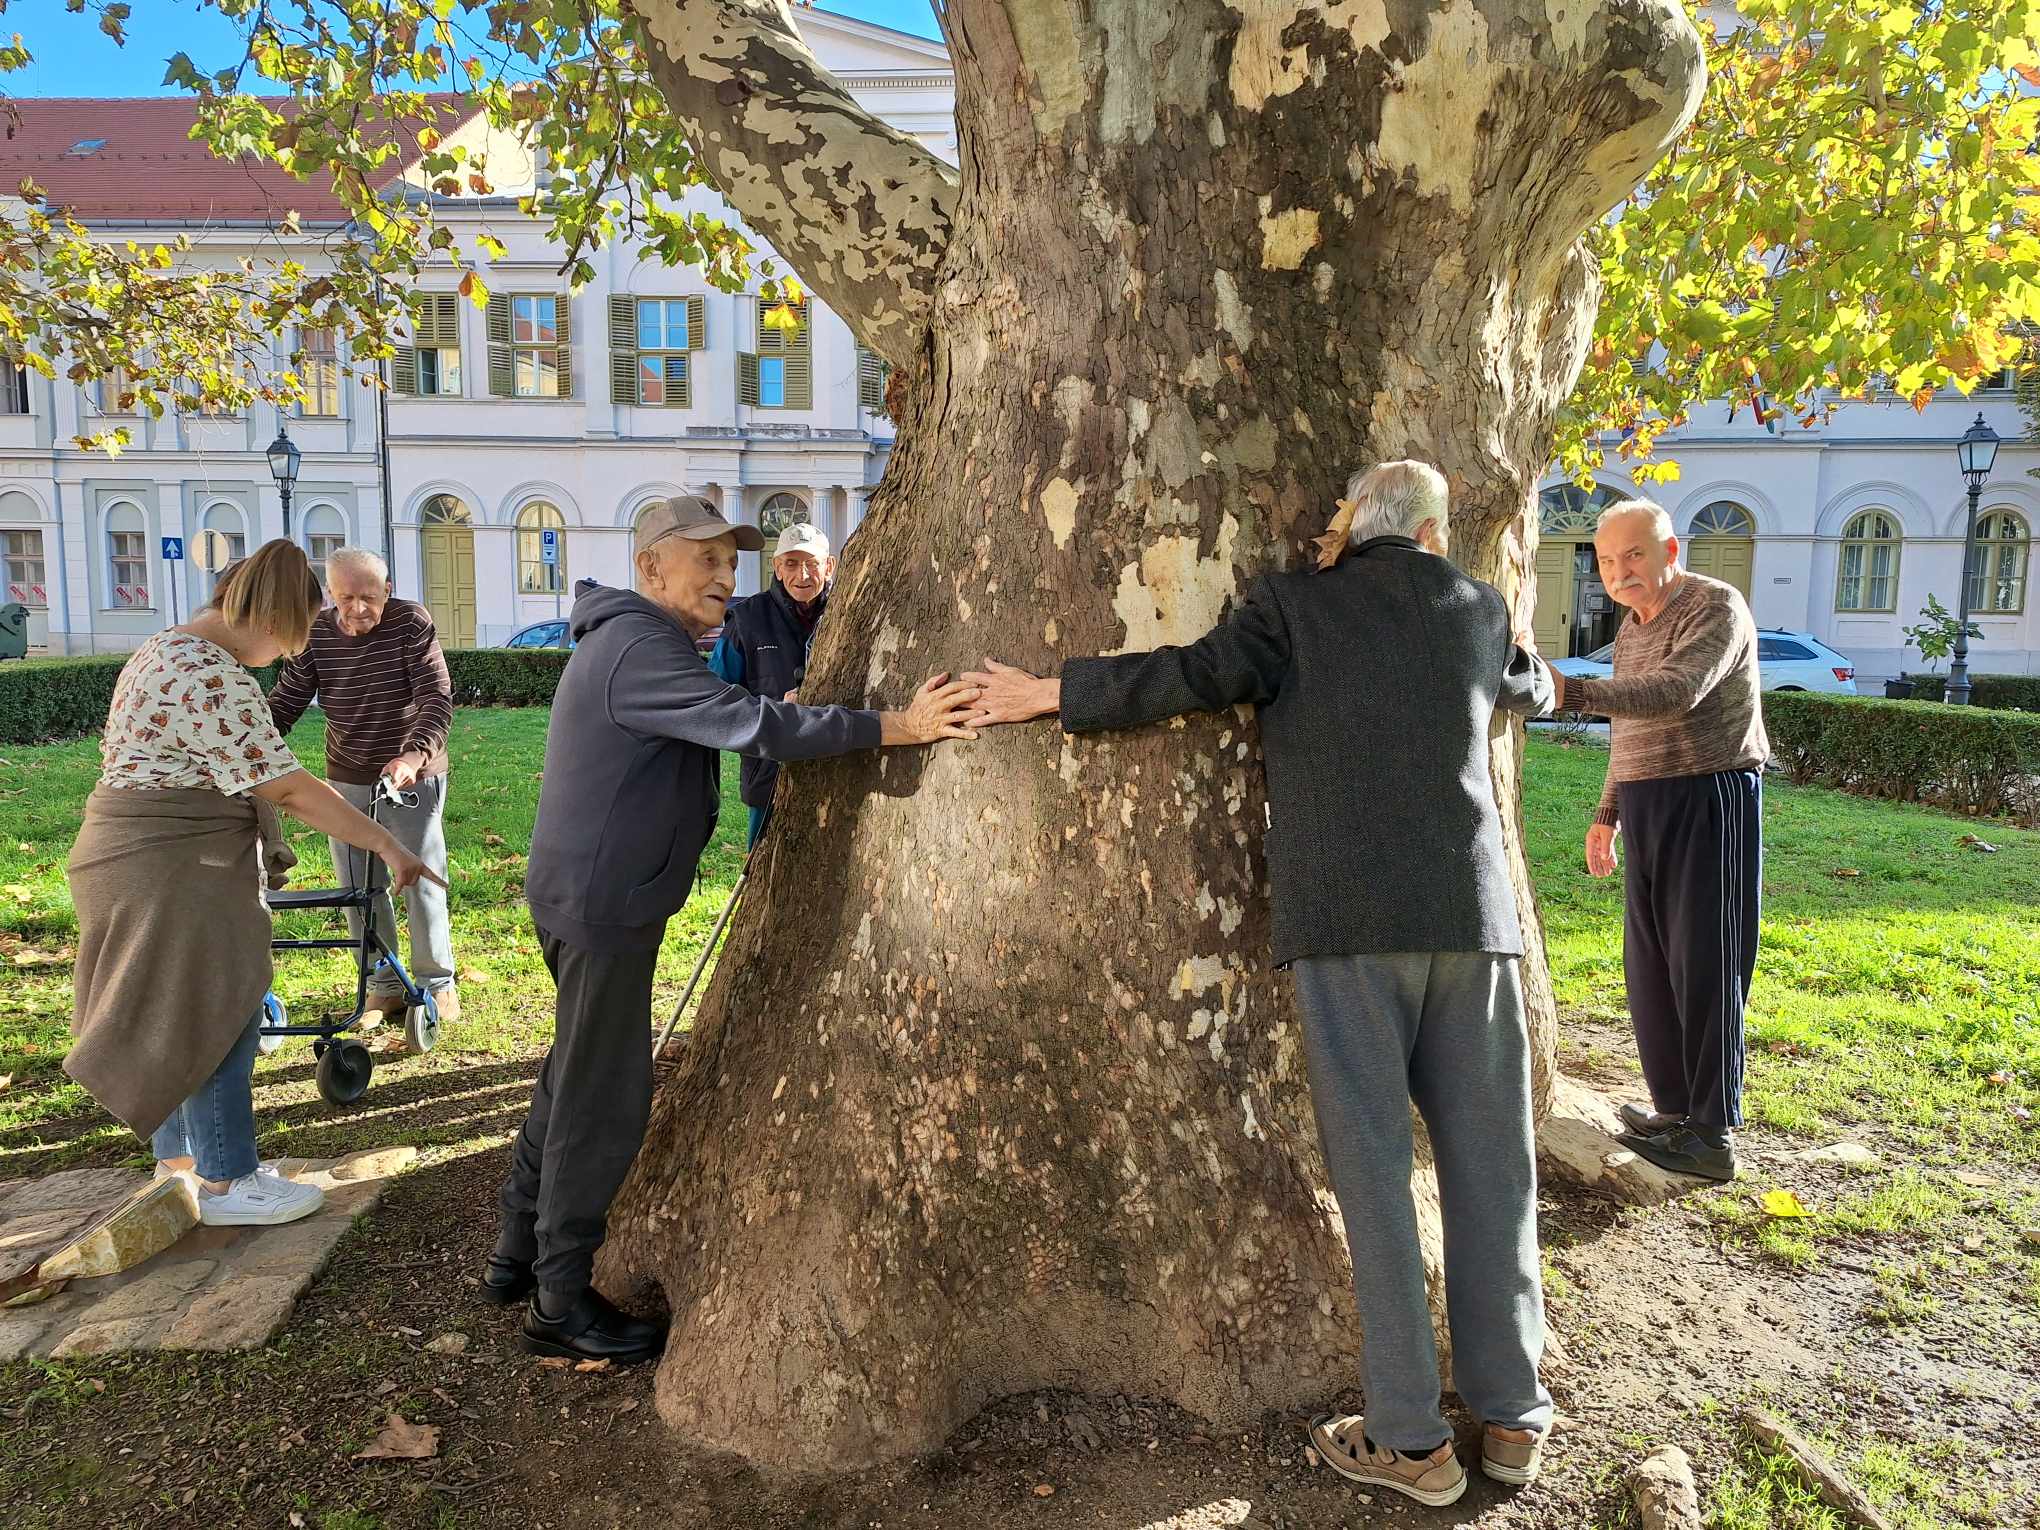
[603,0,1704,1473]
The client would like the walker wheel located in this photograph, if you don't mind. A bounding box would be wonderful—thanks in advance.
[402,995,441,1056]
[317,1040,374,1105]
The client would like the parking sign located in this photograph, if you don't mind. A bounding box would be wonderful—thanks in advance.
[540,528,559,565]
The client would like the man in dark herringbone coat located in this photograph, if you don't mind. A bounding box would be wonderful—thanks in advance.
[965,461,1556,1511]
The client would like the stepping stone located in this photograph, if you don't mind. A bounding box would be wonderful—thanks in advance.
[0,1146,417,1360]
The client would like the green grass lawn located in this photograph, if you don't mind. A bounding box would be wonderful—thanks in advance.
[1,724,2034,1178]
[1524,738,2040,1166]
[0,709,746,1173]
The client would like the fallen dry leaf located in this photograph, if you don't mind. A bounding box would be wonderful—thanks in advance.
[1985,1071,2014,1087]
[536,1356,572,1370]
[1033,1483,1056,1498]
[1828,868,1861,880]
[1760,1189,1811,1219]
[574,1357,613,1373]
[354,1413,440,1462]
[484,832,506,847]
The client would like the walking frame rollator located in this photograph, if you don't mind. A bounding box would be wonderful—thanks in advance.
[259,776,441,1105]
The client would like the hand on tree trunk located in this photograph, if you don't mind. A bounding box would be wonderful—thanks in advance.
[960,660,1060,727]
[878,673,982,745]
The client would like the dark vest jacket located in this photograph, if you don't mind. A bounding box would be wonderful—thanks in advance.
[721,581,827,807]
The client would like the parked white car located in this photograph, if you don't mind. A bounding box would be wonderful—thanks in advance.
[1550,629,1858,694]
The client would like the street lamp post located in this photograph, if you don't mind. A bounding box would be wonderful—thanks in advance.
[1947,414,2001,707]
[266,425,303,540]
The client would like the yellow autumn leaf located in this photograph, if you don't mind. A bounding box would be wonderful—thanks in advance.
[1761,1189,1812,1219]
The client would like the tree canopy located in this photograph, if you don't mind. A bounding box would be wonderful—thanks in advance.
[4,0,2036,472]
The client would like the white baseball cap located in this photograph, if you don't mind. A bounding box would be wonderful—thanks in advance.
[773,521,831,560]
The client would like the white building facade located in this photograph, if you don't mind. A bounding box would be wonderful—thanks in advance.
[1,10,955,653]
[2,9,2033,678]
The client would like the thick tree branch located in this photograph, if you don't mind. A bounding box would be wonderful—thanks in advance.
[626,0,959,371]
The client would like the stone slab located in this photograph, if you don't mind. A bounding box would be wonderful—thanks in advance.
[1537,1078,1710,1207]
[40,1175,200,1280]
[0,1146,416,1359]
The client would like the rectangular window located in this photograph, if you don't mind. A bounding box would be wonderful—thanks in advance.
[110,530,149,606]
[301,327,342,416]
[613,296,699,407]
[2,367,29,415]
[512,295,561,397]
[3,528,46,607]
[738,297,810,410]
[417,345,462,396]
[100,367,135,414]
[638,353,688,405]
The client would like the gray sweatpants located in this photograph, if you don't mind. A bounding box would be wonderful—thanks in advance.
[329,775,455,996]
[1292,951,1553,1452]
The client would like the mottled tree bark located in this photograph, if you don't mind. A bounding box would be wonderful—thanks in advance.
[607,0,1703,1473]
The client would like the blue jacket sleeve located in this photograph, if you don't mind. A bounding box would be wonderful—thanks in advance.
[606,631,880,760]
[1058,576,1291,733]
[707,632,746,688]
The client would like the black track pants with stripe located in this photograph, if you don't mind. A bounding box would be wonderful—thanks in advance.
[1615,768,1762,1131]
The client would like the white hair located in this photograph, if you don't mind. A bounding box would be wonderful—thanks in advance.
[1342,460,1450,545]
[1594,499,1677,545]
[326,546,389,582]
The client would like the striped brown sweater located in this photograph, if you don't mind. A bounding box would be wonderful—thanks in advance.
[1565,572,1769,828]
[267,599,453,785]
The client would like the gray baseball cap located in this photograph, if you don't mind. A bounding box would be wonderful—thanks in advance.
[773,521,831,560]
[635,495,765,555]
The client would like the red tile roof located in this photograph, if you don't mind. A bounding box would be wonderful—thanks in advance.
[0,95,479,224]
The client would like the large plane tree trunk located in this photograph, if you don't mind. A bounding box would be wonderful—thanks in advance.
[605,0,1703,1473]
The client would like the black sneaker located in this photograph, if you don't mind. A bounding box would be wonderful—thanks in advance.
[477,1253,536,1306]
[1618,1102,1684,1136]
[1617,1124,1739,1182]
[520,1288,668,1365]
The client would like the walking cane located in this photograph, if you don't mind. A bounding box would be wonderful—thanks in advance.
[654,856,749,1055]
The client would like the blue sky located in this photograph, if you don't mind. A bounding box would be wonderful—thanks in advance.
[2,0,941,97]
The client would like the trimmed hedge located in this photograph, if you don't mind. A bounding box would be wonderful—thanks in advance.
[1897,673,2040,712]
[0,655,132,747]
[1764,690,2040,824]
[0,646,571,746]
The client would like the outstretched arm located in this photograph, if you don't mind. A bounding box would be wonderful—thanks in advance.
[966,580,1290,732]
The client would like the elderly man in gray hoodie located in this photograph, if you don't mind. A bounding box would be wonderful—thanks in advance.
[484,496,979,1366]
[966,462,1556,1510]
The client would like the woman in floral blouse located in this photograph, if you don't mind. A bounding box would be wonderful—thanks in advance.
[67,540,445,1229]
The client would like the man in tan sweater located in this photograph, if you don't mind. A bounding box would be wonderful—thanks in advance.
[1549,500,1766,1181]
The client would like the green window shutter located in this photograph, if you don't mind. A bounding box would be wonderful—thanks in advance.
[784,305,811,408]
[857,346,886,410]
[737,352,759,407]
[486,293,512,397]
[687,295,705,351]
[553,296,574,398]
[415,293,459,347]
[390,346,419,396]
[674,354,690,409]
[608,295,637,404]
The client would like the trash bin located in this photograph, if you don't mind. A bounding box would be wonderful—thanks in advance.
[0,603,28,661]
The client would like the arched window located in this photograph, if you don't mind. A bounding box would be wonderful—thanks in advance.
[516,501,567,594]
[0,491,45,609]
[1689,500,1755,537]
[198,501,246,586]
[106,502,149,608]
[1968,510,2030,615]
[302,504,347,591]
[1836,511,1901,613]
[759,492,810,547]
[421,493,473,525]
[1538,482,1626,537]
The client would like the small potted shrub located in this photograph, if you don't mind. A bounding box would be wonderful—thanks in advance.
[1893,594,1981,700]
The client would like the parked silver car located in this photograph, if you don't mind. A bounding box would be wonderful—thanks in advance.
[1550,628,1857,694]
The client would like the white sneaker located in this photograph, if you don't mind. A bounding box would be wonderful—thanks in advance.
[195,1168,325,1227]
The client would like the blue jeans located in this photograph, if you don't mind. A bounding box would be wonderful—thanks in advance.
[150,1009,262,1181]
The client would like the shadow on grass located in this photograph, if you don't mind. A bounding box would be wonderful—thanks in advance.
[0,1053,542,1182]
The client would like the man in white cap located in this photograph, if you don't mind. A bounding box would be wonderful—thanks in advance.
[708,516,836,845]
